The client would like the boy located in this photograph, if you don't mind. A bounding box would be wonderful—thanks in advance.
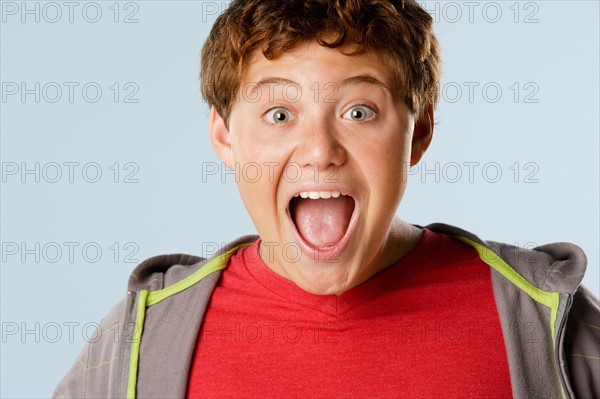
[54,0,599,398]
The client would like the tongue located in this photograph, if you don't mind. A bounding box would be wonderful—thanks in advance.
[291,196,355,248]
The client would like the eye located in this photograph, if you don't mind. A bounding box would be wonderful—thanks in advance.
[264,107,295,124]
[342,105,376,122]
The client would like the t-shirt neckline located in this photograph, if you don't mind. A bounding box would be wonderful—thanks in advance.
[241,228,442,317]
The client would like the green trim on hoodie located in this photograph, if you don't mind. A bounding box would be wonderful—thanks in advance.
[126,244,252,398]
[127,289,148,399]
[146,243,252,307]
[456,237,561,339]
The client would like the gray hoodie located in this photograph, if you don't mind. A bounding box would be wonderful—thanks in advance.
[53,223,600,398]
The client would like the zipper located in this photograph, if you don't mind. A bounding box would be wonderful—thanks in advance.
[555,294,573,399]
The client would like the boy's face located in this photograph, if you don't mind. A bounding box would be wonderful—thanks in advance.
[209,41,432,295]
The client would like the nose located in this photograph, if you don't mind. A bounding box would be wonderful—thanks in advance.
[293,117,347,175]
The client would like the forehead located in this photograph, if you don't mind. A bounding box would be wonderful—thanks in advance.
[241,42,396,90]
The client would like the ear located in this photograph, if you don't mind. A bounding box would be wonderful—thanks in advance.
[410,103,434,166]
[208,106,234,169]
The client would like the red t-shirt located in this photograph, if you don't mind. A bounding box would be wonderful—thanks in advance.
[187,229,513,398]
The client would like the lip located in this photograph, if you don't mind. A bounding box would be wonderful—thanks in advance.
[284,184,360,262]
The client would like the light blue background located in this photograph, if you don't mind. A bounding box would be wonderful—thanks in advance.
[1,1,598,397]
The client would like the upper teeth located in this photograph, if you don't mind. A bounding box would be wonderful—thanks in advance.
[296,191,342,199]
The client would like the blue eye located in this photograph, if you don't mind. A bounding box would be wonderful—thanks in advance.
[343,105,375,121]
[264,108,295,124]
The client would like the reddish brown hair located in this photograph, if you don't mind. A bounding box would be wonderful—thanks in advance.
[201,0,441,123]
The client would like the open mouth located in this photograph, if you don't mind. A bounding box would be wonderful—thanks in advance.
[289,190,356,250]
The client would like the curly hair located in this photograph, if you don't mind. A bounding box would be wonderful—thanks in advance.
[201,0,441,124]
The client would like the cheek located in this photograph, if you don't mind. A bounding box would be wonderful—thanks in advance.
[231,128,288,165]
[234,158,287,206]
[358,132,411,184]
[358,146,412,217]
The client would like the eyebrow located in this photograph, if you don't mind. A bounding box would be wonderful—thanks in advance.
[340,75,391,93]
[247,74,392,99]
[247,78,297,97]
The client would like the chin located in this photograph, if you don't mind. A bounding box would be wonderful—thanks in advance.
[291,261,358,295]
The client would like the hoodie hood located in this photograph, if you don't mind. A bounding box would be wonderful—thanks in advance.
[127,235,259,292]
[126,224,587,297]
